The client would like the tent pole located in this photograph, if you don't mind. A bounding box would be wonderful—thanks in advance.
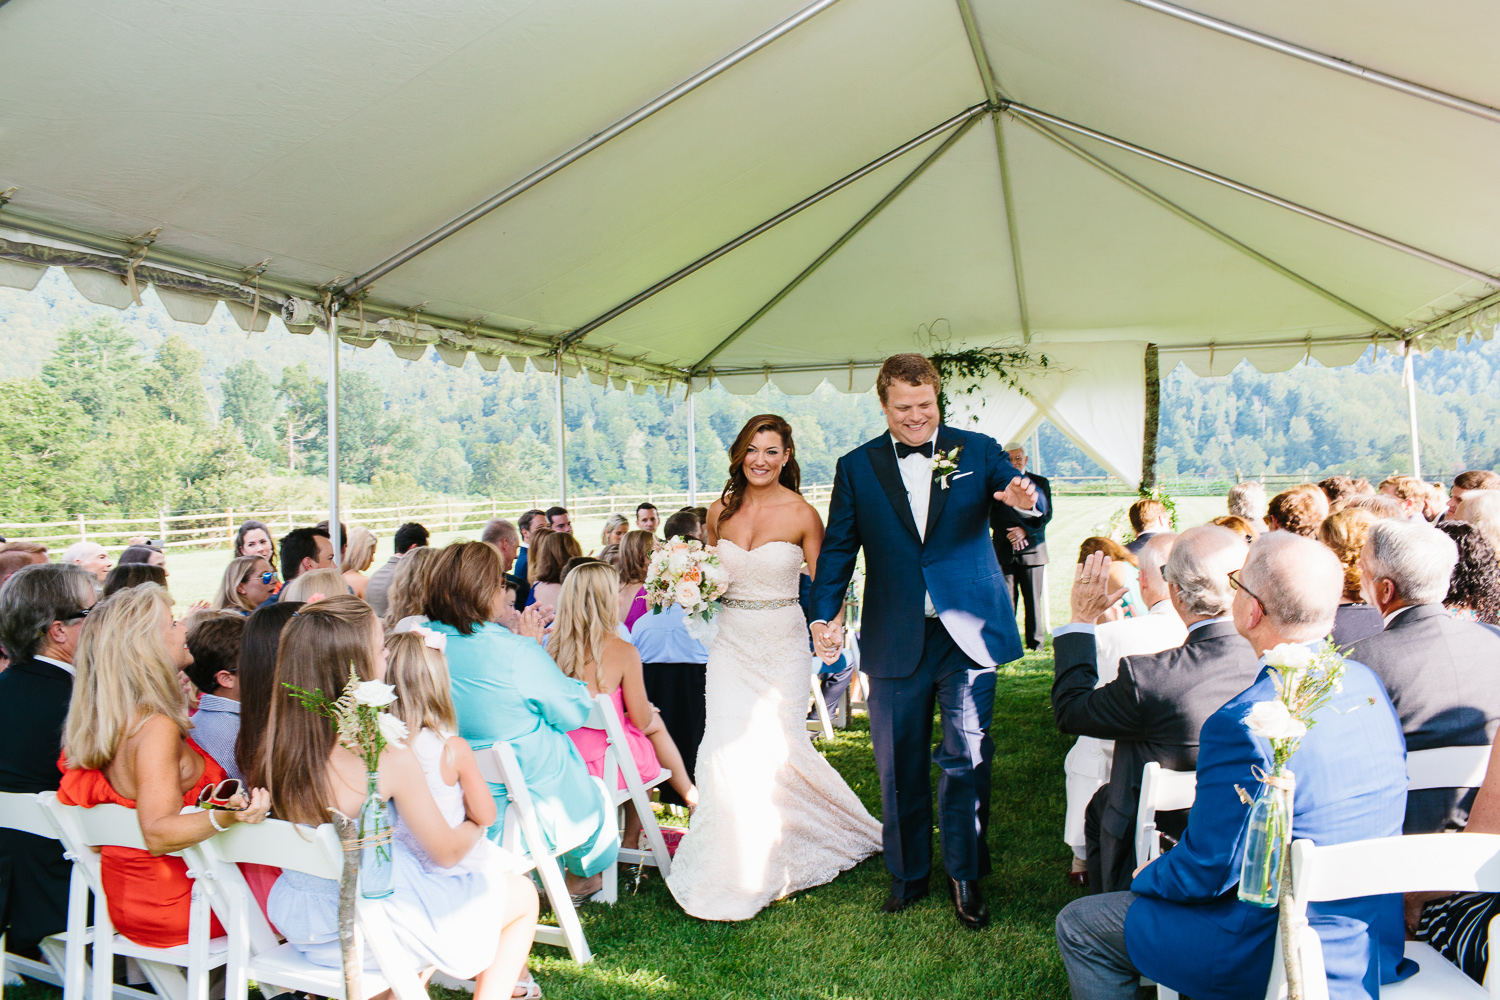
[341,0,846,297]
[1403,341,1422,479]
[1004,102,1499,287]
[1008,112,1403,336]
[555,359,568,507]
[326,303,342,562]
[1120,0,1500,126]
[1030,426,1042,476]
[560,104,987,351]
[686,382,698,506]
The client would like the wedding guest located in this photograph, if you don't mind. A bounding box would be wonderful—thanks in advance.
[278,567,348,606]
[635,503,659,535]
[1437,521,1500,624]
[596,543,620,568]
[0,550,38,590]
[990,440,1053,651]
[1447,470,1500,520]
[1456,490,1500,556]
[0,540,50,562]
[1423,483,1449,524]
[1317,508,1385,646]
[61,540,112,584]
[513,511,545,611]
[339,527,377,599]
[424,542,618,900]
[1061,532,1187,886]
[1346,518,1500,832]
[1053,526,1259,893]
[57,584,271,947]
[263,597,538,999]
[367,521,429,617]
[0,564,95,955]
[1210,514,1258,542]
[183,613,245,781]
[234,520,278,572]
[1124,499,1171,556]
[212,555,277,614]
[1226,481,1266,523]
[1342,492,1407,519]
[1379,474,1430,521]
[1078,538,1145,618]
[553,562,697,847]
[599,514,629,552]
[616,530,654,630]
[546,506,573,535]
[661,509,704,544]
[526,530,582,611]
[102,563,167,597]
[280,526,335,586]
[1267,483,1329,537]
[1055,532,1409,1000]
[118,544,168,576]
[235,601,304,788]
[1318,475,1372,507]
[481,518,522,580]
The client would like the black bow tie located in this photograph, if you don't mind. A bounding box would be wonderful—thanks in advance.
[895,440,935,460]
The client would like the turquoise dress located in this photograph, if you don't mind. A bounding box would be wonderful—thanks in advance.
[433,620,619,877]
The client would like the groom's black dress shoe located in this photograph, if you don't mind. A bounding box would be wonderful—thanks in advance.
[878,889,927,915]
[949,878,990,930]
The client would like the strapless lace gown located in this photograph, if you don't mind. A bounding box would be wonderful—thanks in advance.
[666,540,882,921]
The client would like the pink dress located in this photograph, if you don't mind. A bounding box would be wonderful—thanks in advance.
[623,587,649,630]
[568,686,662,790]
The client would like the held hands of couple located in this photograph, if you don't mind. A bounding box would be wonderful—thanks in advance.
[810,620,844,665]
[1071,550,1128,625]
[994,475,1038,511]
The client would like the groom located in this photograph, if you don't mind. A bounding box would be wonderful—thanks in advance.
[810,353,1044,930]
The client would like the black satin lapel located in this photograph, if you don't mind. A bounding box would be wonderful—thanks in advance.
[924,429,960,538]
[868,441,922,543]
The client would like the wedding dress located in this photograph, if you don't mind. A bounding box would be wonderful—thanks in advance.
[666,539,882,921]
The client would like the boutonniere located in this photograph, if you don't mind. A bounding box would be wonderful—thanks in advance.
[932,445,963,489]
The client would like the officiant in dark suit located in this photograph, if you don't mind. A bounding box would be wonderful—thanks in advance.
[0,563,97,955]
[990,440,1053,651]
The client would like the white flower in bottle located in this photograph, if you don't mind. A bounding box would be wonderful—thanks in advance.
[1243,700,1307,741]
[352,680,398,708]
[377,712,410,748]
[1263,643,1314,671]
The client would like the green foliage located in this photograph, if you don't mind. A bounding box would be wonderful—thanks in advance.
[368,470,425,509]
[40,318,148,428]
[221,359,277,458]
[148,335,211,429]
[929,346,1051,422]
[0,379,106,519]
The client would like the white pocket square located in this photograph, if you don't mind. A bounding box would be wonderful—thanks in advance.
[948,471,974,482]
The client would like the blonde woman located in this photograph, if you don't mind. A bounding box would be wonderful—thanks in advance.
[340,527,377,599]
[1318,508,1385,646]
[56,584,271,948]
[278,567,347,606]
[616,530,654,630]
[212,555,277,613]
[384,545,439,631]
[553,562,697,846]
[525,530,580,611]
[599,514,629,552]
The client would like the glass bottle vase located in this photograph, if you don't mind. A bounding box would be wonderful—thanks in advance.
[1237,770,1292,908]
[358,772,395,900]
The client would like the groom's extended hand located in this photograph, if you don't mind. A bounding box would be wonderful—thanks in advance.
[994,476,1039,511]
[810,621,844,664]
[1071,550,1128,624]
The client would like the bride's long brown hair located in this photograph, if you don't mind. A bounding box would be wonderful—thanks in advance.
[717,414,801,523]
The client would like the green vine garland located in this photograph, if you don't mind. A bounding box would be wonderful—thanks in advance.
[928,346,1053,421]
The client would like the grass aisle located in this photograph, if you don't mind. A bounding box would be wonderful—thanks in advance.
[505,645,1077,1000]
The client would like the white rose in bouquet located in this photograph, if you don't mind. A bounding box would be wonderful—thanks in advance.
[675,581,702,608]
[1243,700,1308,741]
[377,712,410,748]
[352,680,398,708]
[667,545,691,574]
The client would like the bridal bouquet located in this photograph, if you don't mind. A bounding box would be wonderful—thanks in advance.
[644,538,730,644]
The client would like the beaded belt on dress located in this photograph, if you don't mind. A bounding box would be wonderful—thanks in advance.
[720,597,800,610]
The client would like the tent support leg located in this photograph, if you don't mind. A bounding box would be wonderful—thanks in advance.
[687,384,697,506]
[326,303,342,562]
[1141,343,1160,492]
[1403,341,1422,479]
[556,359,567,506]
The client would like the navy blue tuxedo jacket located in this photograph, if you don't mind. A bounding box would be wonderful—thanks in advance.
[810,425,1036,678]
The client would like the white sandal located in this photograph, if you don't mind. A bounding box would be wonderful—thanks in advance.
[512,971,542,998]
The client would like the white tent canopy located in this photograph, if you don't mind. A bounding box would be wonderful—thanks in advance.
[3,0,1499,488]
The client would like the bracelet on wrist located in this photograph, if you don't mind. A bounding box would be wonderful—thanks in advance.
[208,809,228,833]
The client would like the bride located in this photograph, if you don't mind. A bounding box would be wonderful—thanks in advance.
[666,413,882,921]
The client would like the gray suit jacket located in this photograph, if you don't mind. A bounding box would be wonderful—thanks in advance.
[1052,620,1263,892]
[364,554,401,617]
[1345,604,1500,832]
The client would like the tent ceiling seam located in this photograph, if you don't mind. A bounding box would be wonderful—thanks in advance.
[1006,111,1402,337]
[554,102,988,352]
[1003,101,1500,288]
[1121,0,1500,126]
[688,112,985,375]
[954,0,1033,343]
[339,0,846,299]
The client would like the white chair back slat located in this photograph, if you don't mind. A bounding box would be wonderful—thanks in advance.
[64,803,148,852]
[1134,763,1197,865]
[590,691,673,904]
[1407,745,1493,791]
[0,790,64,840]
[203,817,342,880]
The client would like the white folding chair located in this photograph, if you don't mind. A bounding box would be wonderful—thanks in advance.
[474,743,592,964]
[183,819,426,1000]
[1134,762,1198,865]
[1267,833,1500,999]
[0,791,66,996]
[1408,745,1493,791]
[807,660,835,741]
[585,693,674,904]
[42,793,226,1000]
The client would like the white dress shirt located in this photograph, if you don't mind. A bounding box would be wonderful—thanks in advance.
[34,654,75,676]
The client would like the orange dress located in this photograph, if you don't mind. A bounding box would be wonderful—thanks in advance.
[56,740,227,948]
